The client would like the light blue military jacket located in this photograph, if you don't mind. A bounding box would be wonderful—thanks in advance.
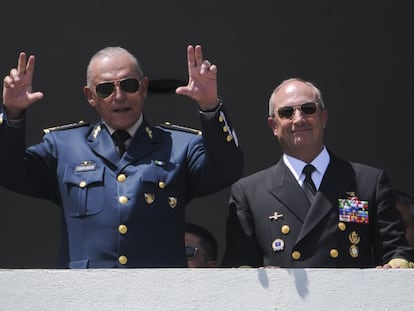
[0,105,243,268]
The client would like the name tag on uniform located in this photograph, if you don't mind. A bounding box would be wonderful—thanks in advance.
[338,197,369,224]
[75,161,96,172]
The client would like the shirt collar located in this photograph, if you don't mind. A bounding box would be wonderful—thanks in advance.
[283,146,330,188]
[104,114,143,138]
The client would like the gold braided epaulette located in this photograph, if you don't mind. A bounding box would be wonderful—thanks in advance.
[159,121,202,135]
[43,120,89,134]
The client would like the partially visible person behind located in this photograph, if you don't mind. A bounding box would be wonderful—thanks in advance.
[185,222,218,268]
[0,45,243,268]
[394,191,414,247]
[222,77,414,269]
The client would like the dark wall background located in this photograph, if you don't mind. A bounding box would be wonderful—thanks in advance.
[1,1,413,267]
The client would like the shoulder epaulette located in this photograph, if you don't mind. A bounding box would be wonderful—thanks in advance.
[43,120,89,134]
[159,121,202,135]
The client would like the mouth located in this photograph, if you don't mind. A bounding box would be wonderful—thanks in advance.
[292,127,311,134]
[113,107,131,113]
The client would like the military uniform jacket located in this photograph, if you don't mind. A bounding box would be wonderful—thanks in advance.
[222,152,414,268]
[0,105,243,268]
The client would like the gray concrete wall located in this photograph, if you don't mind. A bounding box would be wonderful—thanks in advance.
[0,268,413,310]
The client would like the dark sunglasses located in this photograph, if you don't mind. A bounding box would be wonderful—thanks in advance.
[95,78,140,99]
[277,102,318,120]
[185,246,199,259]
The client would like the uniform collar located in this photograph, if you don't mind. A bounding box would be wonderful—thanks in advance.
[103,114,143,138]
[283,146,330,189]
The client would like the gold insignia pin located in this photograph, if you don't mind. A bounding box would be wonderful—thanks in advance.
[168,197,177,208]
[348,231,360,244]
[349,244,359,258]
[269,212,284,221]
[145,126,153,139]
[93,125,101,139]
[144,193,155,204]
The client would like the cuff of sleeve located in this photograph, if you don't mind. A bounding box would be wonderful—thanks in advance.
[199,97,223,117]
[7,115,25,128]
[387,258,414,268]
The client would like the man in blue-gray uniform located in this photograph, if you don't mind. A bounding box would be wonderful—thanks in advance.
[0,45,243,268]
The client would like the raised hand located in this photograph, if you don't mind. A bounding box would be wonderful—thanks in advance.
[175,45,219,111]
[3,52,44,119]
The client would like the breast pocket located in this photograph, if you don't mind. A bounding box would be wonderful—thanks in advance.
[63,164,105,217]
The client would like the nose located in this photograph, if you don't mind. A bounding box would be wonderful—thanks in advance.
[113,82,126,98]
[292,107,305,120]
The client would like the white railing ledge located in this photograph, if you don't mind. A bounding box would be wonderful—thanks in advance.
[0,268,412,311]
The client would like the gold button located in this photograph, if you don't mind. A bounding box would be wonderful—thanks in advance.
[117,174,127,183]
[291,251,301,260]
[119,196,128,204]
[159,181,165,189]
[226,135,233,142]
[338,222,346,231]
[330,249,339,258]
[118,255,128,265]
[218,115,224,122]
[222,126,228,132]
[118,224,128,234]
[79,181,87,188]
[281,225,290,235]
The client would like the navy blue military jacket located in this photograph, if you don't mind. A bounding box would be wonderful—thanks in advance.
[0,105,243,268]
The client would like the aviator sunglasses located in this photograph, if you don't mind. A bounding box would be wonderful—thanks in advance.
[95,78,140,98]
[185,245,210,260]
[185,246,199,259]
[277,102,318,120]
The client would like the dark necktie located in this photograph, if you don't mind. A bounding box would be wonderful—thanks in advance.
[112,130,131,156]
[302,164,317,203]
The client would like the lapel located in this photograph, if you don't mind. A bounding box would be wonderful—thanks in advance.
[268,159,310,222]
[122,120,161,164]
[87,122,119,165]
[296,153,355,242]
[87,119,161,166]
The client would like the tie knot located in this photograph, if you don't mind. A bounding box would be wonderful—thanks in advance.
[112,130,131,143]
[112,130,131,156]
[303,164,315,177]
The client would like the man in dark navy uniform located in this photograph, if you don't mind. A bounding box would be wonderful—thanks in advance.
[0,45,243,268]
[222,78,414,269]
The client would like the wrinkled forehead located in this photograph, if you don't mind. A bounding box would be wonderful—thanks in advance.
[272,81,317,106]
[88,53,142,84]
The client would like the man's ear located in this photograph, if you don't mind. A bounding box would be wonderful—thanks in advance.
[267,117,278,136]
[141,77,149,99]
[84,86,96,107]
[321,108,328,128]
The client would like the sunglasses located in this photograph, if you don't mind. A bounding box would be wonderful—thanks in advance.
[277,102,318,120]
[95,78,140,99]
[185,246,199,259]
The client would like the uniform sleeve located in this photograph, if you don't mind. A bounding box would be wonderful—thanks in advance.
[221,181,263,268]
[374,170,414,265]
[196,103,243,195]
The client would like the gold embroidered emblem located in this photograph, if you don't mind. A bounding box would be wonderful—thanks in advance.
[168,197,177,208]
[348,231,360,258]
[144,193,155,204]
[93,125,101,139]
[145,126,153,139]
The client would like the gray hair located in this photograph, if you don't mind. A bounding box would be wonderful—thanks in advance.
[86,46,144,87]
[268,78,325,117]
